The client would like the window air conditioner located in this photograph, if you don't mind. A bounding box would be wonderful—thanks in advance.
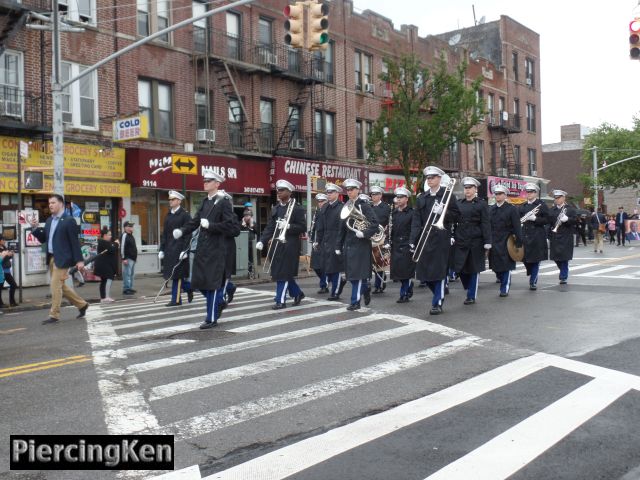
[292,138,306,151]
[531,170,538,177]
[197,129,216,142]
[526,77,532,86]
[364,83,375,94]
[0,99,21,118]
[502,111,509,121]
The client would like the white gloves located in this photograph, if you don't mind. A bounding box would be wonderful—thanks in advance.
[256,241,264,250]
[384,244,391,250]
[179,251,188,261]
[560,214,569,223]
[173,229,183,239]
[525,216,536,222]
[276,219,290,230]
[313,242,319,250]
[433,201,444,215]
[409,244,415,253]
[355,230,364,239]
[158,251,164,260]
[200,218,210,229]
[484,244,492,250]
[450,238,456,246]
[335,250,342,255]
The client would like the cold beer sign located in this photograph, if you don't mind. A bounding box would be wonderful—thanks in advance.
[112,115,149,141]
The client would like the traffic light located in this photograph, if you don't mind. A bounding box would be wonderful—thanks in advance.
[630,18,640,59]
[284,2,305,49]
[309,1,329,50]
[23,171,44,190]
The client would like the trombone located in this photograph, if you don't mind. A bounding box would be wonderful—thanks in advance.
[412,178,457,263]
[263,199,296,274]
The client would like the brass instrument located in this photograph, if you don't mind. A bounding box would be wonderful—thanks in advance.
[551,206,567,233]
[412,178,457,263]
[263,199,296,274]
[372,205,392,271]
[340,201,385,246]
[520,204,541,225]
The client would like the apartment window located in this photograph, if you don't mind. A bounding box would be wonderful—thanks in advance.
[157,0,170,42]
[354,51,372,91]
[363,54,372,86]
[356,120,363,159]
[259,99,274,151]
[512,51,518,81]
[354,53,362,90]
[315,111,335,156]
[137,0,170,43]
[514,145,521,175]
[528,148,537,175]
[447,141,459,169]
[0,51,22,118]
[228,97,243,148]
[499,144,507,171]
[474,139,485,171]
[258,18,273,48]
[312,40,334,83]
[489,141,496,173]
[487,93,494,123]
[59,0,95,24]
[526,103,536,132]
[513,98,520,129]
[138,79,173,138]
[498,96,505,118]
[226,12,241,60]
[288,105,301,143]
[137,0,149,36]
[525,58,535,88]
[192,2,207,52]
[61,62,97,129]
[476,90,484,119]
[366,121,373,159]
[195,90,209,130]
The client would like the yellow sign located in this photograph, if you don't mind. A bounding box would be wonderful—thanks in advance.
[0,137,125,180]
[112,115,149,141]
[0,175,130,198]
[172,154,198,175]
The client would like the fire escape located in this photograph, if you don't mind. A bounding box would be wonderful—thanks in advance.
[488,111,522,177]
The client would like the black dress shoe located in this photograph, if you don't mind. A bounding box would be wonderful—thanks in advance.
[42,317,59,324]
[429,306,443,315]
[220,301,228,311]
[9,302,17,307]
[227,285,236,304]
[499,292,509,298]
[327,295,340,301]
[559,279,567,285]
[444,286,450,295]
[407,289,414,299]
[381,283,386,291]
[293,292,305,306]
[317,287,329,294]
[77,303,89,318]
[199,321,217,330]
[396,296,409,303]
[166,302,181,307]
[463,298,476,305]
[363,288,371,306]
[336,278,347,295]
[129,289,137,293]
[123,290,134,295]
[187,290,194,303]
[346,302,361,311]
[529,284,537,291]
[272,303,286,310]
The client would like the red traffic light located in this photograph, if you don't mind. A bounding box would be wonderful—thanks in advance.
[631,19,640,32]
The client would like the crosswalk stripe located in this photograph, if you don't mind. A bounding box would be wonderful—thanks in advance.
[129,313,379,374]
[154,336,483,440]
[202,353,549,480]
[574,265,631,277]
[149,322,437,400]
[511,263,557,275]
[426,377,630,479]
[87,299,207,320]
[94,340,197,359]
[538,263,598,276]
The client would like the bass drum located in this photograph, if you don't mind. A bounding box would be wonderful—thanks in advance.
[507,234,524,262]
[372,244,390,270]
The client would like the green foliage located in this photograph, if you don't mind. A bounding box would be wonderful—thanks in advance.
[366,53,483,193]
[582,119,640,191]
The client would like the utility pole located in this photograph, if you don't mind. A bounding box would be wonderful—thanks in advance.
[592,146,598,214]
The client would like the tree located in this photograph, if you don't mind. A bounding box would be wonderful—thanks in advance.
[581,119,640,191]
[366,53,483,194]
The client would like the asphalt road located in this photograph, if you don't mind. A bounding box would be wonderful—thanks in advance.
[1,244,640,480]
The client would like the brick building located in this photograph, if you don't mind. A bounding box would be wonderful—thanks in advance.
[0,0,544,274]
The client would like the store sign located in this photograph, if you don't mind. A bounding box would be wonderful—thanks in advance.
[0,137,125,180]
[271,156,369,193]
[126,149,270,195]
[113,115,149,141]
[369,172,418,194]
[0,175,131,198]
[487,176,528,198]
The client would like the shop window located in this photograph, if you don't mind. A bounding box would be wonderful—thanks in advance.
[131,189,158,245]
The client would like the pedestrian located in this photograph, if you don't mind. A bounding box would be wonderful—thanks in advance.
[30,193,89,324]
[369,185,390,294]
[219,190,240,308]
[310,193,328,294]
[240,208,258,277]
[548,190,576,285]
[94,227,119,303]
[0,235,18,307]
[173,171,235,329]
[574,215,587,247]
[388,186,415,303]
[519,183,550,290]
[256,179,307,309]
[159,190,193,306]
[410,166,460,315]
[120,221,138,295]
[337,178,379,311]
[607,215,616,245]
[315,183,346,300]
[615,206,629,246]
[488,184,522,298]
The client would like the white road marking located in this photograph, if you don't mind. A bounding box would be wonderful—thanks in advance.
[538,263,598,276]
[511,263,557,275]
[94,340,197,359]
[574,265,631,277]
[154,336,483,440]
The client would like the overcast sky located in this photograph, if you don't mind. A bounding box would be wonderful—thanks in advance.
[352,0,640,144]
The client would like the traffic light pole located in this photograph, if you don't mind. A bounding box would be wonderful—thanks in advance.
[591,145,640,214]
[50,0,257,195]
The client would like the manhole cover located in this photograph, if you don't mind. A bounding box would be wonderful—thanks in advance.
[166,330,236,341]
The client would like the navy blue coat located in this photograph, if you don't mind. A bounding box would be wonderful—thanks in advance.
[32,214,83,269]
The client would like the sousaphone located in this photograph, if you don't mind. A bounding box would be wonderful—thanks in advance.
[507,235,524,262]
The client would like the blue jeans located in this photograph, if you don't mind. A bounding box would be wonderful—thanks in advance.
[122,259,136,292]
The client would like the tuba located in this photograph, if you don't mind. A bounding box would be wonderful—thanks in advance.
[340,201,385,246]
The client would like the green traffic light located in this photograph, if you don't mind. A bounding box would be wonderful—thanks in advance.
[319,32,328,44]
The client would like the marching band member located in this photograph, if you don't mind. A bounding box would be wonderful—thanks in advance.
[549,189,576,285]
[315,183,346,300]
[310,193,328,294]
[337,179,379,311]
[410,166,460,315]
[453,177,491,305]
[370,185,391,294]
[159,190,193,306]
[219,190,240,309]
[173,171,234,329]
[519,183,550,291]
[389,186,415,303]
[257,180,306,309]
[489,184,522,297]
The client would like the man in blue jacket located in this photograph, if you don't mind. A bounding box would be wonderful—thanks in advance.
[31,194,89,324]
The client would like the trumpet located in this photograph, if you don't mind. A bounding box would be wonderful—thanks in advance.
[412,178,456,263]
[520,204,541,225]
[551,206,567,233]
[263,199,296,274]
[340,201,385,246]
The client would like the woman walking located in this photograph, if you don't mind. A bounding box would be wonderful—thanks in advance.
[94,227,119,303]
